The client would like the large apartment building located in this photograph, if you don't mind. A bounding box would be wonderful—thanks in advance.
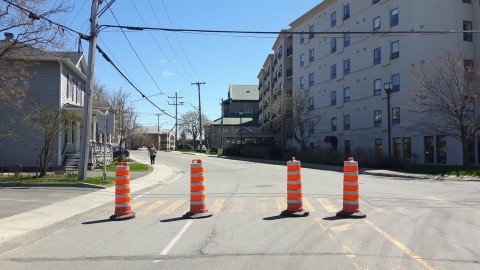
[259,0,479,165]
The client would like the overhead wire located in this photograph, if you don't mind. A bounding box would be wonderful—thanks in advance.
[159,0,202,81]
[144,0,197,82]
[107,7,167,97]
[128,0,193,85]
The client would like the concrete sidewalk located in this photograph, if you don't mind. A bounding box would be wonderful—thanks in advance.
[0,161,175,244]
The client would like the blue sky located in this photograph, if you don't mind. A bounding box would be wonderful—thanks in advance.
[59,0,322,129]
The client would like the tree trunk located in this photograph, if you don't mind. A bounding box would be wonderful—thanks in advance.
[462,141,470,167]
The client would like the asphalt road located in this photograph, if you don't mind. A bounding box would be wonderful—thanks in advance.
[0,151,479,269]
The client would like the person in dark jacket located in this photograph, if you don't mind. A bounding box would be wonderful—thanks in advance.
[148,144,157,165]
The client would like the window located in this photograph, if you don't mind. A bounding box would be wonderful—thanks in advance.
[393,138,402,161]
[309,25,315,38]
[331,38,337,53]
[345,140,351,156]
[309,48,315,62]
[373,17,381,31]
[372,0,379,4]
[300,77,305,89]
[310,142,315,149]
[309,72,315,86]
[344,87,350,102]
[463,0,472,3]
[343,4,350,20]
[375,139,383,152]
[390,8,399,27]
[331,64,337,79]
[344,32,350,47]
[300,32,305,44]
[309,121,315,133]
[391,40,399,59]
[344,115,350,130]
[392,107,400,125]
[344,59,350,75]
[331,91,337,105]
[374,47,381,65]
[66,74,71,99]
[436,135,447,164]
[392,73,400,91]
[374,110,382,127]
[403,137,412,163]
[331,11,337,27]
[278,45,283,58]
[309,97,314,110]
[300,54,305,67]
[424,136,434,164]
[331,117,337,131]
[463,21,473,41]
[374,79,381,96]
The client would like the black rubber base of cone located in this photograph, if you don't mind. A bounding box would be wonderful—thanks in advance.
[183,211,213,219]
[109,212,136,221]
[280,210,310,217]
[336,210,366,219]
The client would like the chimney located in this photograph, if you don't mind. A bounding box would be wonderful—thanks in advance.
[4,32,14,41]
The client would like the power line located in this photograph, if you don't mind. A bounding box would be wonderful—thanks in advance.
[160,0,202,81]
[96,45,175,119]
[107,7,166,96]
[98,24,480,36]
[129,0,193,84]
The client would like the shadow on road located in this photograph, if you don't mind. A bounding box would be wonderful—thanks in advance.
[160,216,185,223]
[82,218,112,225]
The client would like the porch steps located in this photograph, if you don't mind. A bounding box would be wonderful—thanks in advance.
[64,152,80,171]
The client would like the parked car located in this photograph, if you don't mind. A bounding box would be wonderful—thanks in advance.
[113,146,129,158]
[137,146,148,151]
[197,144,206,152]
[209,146,218,154]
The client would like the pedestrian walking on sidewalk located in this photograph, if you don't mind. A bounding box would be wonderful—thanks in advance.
[148,144,157,165]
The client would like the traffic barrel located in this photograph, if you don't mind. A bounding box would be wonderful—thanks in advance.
[110,162,136,221]
[183,159,213,219]
[281,157,309,217]
[336,157,366,218]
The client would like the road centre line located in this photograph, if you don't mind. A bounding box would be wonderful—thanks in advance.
[363,219,436,270]
[160,220,193,256]
[314,217,364,270]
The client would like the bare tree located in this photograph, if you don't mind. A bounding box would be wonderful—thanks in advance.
[108,88,140,149]
[1,102,79,177]
[0,0,72,106]
[92,79,109,102]
[180,110,210,149]
[289,89,322,151]
[269,88,292,149]
[408,51,480,166]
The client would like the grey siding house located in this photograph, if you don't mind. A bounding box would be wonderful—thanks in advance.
[0,40,113,170]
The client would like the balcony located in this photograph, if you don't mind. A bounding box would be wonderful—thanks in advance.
[286,68,293,78]
[286,47,293,57]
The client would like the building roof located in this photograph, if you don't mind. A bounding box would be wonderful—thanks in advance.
[228,84,259,101]
[210,117,257,126]
[142,126,175,135]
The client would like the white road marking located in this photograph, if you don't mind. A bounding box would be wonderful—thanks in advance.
[160,220,193,255]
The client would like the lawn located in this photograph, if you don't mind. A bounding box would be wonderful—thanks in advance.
[395,164,480,177]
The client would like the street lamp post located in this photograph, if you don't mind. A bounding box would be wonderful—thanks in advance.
[384,82,393,166]
[239,112,243,145]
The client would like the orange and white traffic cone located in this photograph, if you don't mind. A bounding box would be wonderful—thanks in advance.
[336,157,366,218]
[281,157,309,217]
[183,159,213,219]
[110,162,136,221]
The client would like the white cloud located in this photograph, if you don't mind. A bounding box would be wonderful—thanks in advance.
[162,70,173,77]
[159,59,167,63]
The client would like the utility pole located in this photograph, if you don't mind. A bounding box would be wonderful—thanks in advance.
[78,0,102,180]
[191,82,206,148]
[168,92,183,149]
[156,113,161,150]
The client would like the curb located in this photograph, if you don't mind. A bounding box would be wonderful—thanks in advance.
[0,182,106,189]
